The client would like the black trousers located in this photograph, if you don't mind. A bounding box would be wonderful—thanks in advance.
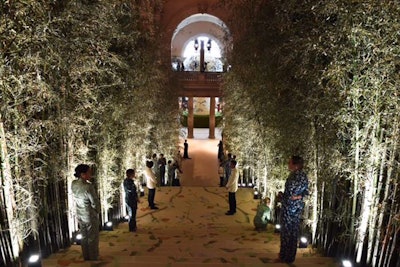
[160,166,166,185]
[148,188,156,208]
[220,176,224,187]
[228,192,236,213]
[126,203,137,231]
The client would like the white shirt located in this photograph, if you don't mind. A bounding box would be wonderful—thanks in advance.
[144,167,157,189]
[226,168,239,192]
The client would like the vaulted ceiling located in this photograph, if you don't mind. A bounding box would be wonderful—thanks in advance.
[160,0,232,59]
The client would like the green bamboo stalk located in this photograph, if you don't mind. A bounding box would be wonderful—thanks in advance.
[351,120,360,239]
[381,183,399,267]
[0,116,20,260]
[355,120,379,263]
[386,205,399,265]
[367,128,385,265]
[311,121,319,243]
[374,126,398,266]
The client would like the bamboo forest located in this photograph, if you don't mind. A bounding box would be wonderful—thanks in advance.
[1,0,399,267]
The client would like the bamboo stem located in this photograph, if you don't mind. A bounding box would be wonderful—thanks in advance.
[0,117,20,259]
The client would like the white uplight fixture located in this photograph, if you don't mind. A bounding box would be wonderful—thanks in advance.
[28,254,40,263]
[274,224,281,233]
[103,221,113,231]
[341,260,353,267]
[27,254,41,267]
[76,233,82,240]
[74,232,83,245]
[299,236,309,248]
[253,190,260,199]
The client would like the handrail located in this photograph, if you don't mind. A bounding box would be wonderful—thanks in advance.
[174,71,223,82]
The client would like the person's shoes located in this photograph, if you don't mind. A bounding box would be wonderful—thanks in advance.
[225,211,235,215]
[150,206,159,210]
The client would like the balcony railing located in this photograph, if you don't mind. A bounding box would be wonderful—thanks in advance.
[174,71,223,82]
[172,71,224,97]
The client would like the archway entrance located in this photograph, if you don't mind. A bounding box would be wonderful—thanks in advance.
[171,13,230,69]
[171,13,231,139]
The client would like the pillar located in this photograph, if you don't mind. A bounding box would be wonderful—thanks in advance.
[209,97,215,139]
[200,41,205,72]
[188,97,194,138]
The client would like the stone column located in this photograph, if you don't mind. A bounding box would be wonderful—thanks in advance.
[209,97,215,139]
[188,96,194,138]
[200,41,205,72]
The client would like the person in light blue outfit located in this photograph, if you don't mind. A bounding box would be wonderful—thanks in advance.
[279,155,309,264]
[253,197,271,231]
[71,164,100,261]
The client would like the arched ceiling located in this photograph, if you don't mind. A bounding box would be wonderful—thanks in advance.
[160,0,232,60]
[171,14,230,58]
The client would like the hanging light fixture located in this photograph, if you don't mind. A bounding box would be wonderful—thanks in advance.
[207,38,212,51]
[194,39,199,51]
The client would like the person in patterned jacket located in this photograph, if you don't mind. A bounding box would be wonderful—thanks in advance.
[279,155,309,263]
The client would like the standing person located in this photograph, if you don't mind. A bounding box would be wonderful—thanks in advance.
[173,161,183,186]
[279,155,309,264]
[253,197,271,231]
[175,149,183,167]
[144,161,158,210]
[225,160,239,215]
[158,154,167,186]
[123,169,140,232]
[151,153,159,182]
[167,160,175,186]
[274,191,284,224]
[217,140,224,160]
[71,164,100,261]
[183,139,190,159]
[224,153,232,185]
[218,160,225,187]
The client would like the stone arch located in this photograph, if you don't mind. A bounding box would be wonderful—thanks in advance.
[160,0,233,65]
[171,13,231,59]
[171,13,231,72]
